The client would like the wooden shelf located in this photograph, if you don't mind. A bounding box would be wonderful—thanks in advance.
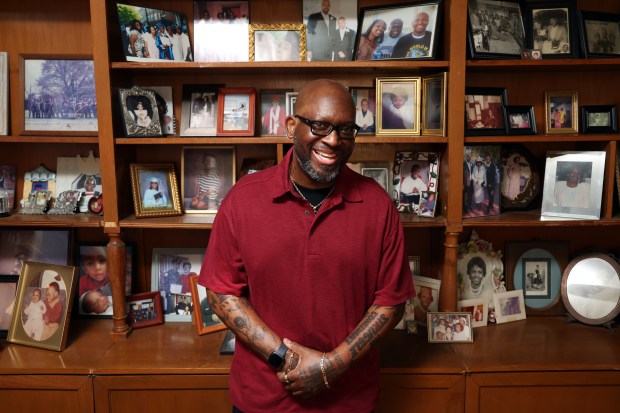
[462,209,620,227]
[467,57,620,72]
[119,214,216,229]
[115,136,449,145]
[0,213,103,228]
[0,136,99,144]
[465,134,618,143]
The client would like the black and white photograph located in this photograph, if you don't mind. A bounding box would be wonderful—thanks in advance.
[117,3,192,62]
[525,1,578,58]
[303,0,358,61]
[580,105,617,134]
[579,11,620,58]
[523,258,550,298]
[22,57,97,134]
[193,0,249,62]
[467,0,525,59]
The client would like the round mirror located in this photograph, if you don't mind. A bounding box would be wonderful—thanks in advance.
[561,252,620,325]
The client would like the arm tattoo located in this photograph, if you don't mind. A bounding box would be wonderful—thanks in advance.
[345,305,395,361]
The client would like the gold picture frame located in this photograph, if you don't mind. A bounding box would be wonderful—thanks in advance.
[545,91,578,134]
[8,261,78,352]
[130,163,182,218]
[421,72,447,137]
[249,23,306,62]
[376,77,422,136]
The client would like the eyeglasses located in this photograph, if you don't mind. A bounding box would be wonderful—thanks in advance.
[295,115,360,140]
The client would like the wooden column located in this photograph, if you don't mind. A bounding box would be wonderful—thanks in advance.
[107,233,131,338]
[440,231,459,312]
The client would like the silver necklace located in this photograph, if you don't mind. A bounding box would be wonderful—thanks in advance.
[290,178,334,214]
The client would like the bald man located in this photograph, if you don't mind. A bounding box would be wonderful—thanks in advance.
[391,11,433,58]
[199,79,413,412]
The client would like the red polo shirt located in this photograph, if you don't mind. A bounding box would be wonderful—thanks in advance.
[199,148,414,413]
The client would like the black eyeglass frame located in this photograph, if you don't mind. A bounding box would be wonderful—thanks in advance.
[295,115,360,139]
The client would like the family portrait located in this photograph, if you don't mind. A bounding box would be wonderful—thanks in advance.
[303,0,358,61]
[182,147,235,213]
[530,7,572,55]
[467,0,525,58]
[427,312,472,343]
[463,145,501,218]
[193,0,249,62]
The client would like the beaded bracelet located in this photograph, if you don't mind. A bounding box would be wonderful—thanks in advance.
[320,352,330,389]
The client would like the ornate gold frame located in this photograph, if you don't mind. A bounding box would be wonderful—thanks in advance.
[130,163,182,218]
[249,23,306,62]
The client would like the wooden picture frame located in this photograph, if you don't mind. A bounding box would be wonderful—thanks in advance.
[393,151,440,215]
[249,24,306,62]
[129,163,182,218]
[0,52,7,135]
[493,290,527,324]
[126,291,164,329]
[193,0,249,63]
[500,145,540,210]
[466,0,526,60]
[464,87,507,135]
[505,240,568,316]
[544,91,578,134]
[7,261,77,352]
[457,298,489,328]
[151,248,203,322]
[376,77,421,135]
[541,151,606,220]
[524,0,579,59]
[427,312,473,343]
[354,1,442,61]
[20,55,97,135]
[0,275,18,338]
[180,84,223,137]
[505,105,537,135]
[578,10,620,58]
[116,3,193,62]
[181,146,236,214]
[189,275,227,335]
[580,105,617,134]
[350,86,376,135]
[421,72,447,136]
[217,87,256,137]
[0,229,71,276]
[118,86,163,137]
[259,89,292,137]
[303,0,358,62]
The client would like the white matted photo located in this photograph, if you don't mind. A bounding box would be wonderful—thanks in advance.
[427,312,473,343]
[193,1,249,62]
[457,297,488,328]
[493,289,526,324]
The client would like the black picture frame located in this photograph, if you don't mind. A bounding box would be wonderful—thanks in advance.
[353,0,443,61]
[580,105,617,134]
[466,0,526,60]
[500,145,541,210]
[524,0,579,59]
[578,10,620,58]
[464,87,508,136]
[505,105,537,135]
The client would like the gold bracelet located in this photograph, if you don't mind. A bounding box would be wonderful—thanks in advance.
[320,352,330,389]
[286,350,295,373]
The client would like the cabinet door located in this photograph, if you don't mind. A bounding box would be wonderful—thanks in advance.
[94,375,231,412]
[466,371,620,413]
[0,375,93,413]
[377,374,465,413]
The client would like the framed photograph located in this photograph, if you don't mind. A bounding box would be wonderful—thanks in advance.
[0,165,17,211]
[421,72,447,136]
[407,275,441,327]
[493,290,526,324]
[220,329,236,355]
[578,10,620,58]
[505,105,537,135]
[347,161,392,195]
[146,86,176,135]
[55,152,101,213]
[116,3,192,62]
[21,55,97,135]
[362,168,389,192]
[541,151,606,220]
[47,190,82,215]
[467,0,526,59]
[580,105,617,134]
[376,77,421,135]
[409,256,421,276]
[180,84,222,137]
[239,158,276,179]
[0,52,7,135]
[393,151,440,215]
[462,145,501,218]
[500,145,540,210]
[189,275,227,335]
[193,1,249,62]
[303,0,358,61]
[427,312,473,343]
[354,1,442,61]
[181,146,236,213]
[524,1,578,59]
[0,229,71,276]
[464,87,507,135]
[250,24,306,62]
[544,91,578,134]
[119,86,162,137]
[129,163,182,218]
[75,243,134,318]
[21,165,56,201]
[457,298,488,328]
[286,92,299,116]
[0,275,18,338]
[151,248,204,322]
[260,89,292,136]
[350,86,376,135]
[217,87,256,137]
[126,291,164,329]
[7,261,77,352]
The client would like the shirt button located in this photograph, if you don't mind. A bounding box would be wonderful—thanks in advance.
[304,210,310,215]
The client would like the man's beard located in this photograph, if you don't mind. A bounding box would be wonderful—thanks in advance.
[294,139,341,184]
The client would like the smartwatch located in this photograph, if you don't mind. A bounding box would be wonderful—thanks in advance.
[267,342,289,369]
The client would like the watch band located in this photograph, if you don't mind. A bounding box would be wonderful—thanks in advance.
[267,342,289,369]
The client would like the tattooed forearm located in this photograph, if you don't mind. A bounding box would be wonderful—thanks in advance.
[345,312,378,345]
[348,313,388,359]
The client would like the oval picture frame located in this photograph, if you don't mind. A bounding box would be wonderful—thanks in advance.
[500,145,540,209]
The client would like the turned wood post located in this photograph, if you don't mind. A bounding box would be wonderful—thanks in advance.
[440,231,459,312]
[107,233,132,338]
